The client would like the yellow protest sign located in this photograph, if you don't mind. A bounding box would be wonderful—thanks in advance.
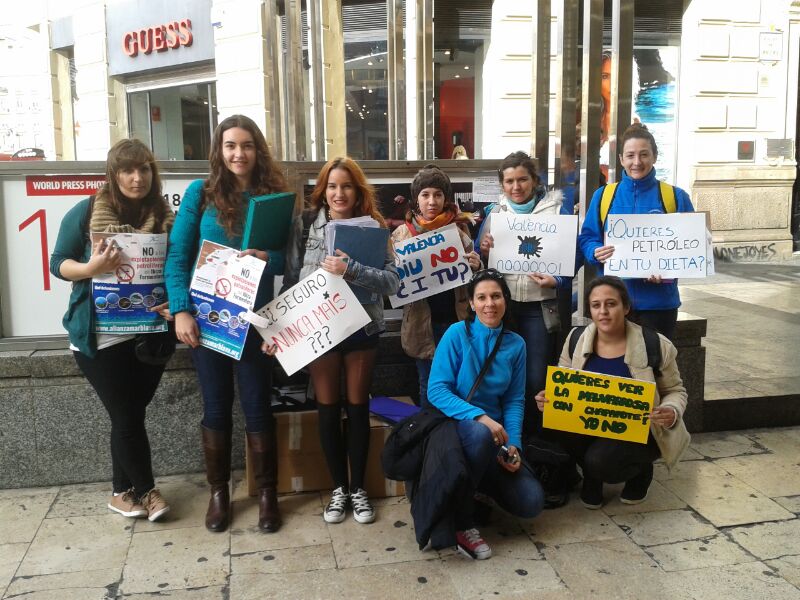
[543,366,655,444]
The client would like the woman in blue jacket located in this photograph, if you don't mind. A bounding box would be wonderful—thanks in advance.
[428,269,544,560]
[163,115,287,534]
[578,123,694,339]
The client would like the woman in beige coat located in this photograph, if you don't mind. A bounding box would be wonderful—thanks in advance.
[535,275,690,508]
[391,164,481,405]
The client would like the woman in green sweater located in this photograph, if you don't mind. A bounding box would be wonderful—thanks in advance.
[50,139,174,522]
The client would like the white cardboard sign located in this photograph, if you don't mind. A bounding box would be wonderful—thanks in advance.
[389,224,473,308]
[249,269,371,376]
[488,213,578,277]
[604,212,710,278]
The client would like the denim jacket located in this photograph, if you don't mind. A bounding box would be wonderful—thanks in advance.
[282,209,400,335]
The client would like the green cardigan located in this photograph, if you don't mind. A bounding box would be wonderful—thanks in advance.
[50,198,97,357]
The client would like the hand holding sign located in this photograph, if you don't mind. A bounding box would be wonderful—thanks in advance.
[87,238,123,277]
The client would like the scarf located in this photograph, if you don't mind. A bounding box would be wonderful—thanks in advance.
[406,206,474,236]
[89,191,174,234]
[505,184,548,215]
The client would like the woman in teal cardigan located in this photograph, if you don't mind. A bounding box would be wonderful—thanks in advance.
[50,139,174,522]
[163,115,287,534]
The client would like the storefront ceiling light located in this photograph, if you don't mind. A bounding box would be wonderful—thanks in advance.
[444,49,451,55]
[361,86,367,90]
[464,65,470,70]
[368,89,373,93]
[455,74,460,78]
[367,61,373,66]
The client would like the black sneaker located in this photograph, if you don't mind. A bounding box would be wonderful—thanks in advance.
[323,486,349,523]
[580,475,604,509]
[621,463,653,505]
[350,488,375,524]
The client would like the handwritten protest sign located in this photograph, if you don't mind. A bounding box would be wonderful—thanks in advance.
[91,232,168,333]
[489,213,578,277]
[543,366,655,444]
[248,269,371,376]
[604,212,710,278]
[389,224,473,308]
[189,241,266,360]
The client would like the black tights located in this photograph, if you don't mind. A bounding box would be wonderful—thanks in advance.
[309,348,376,491]
[73,340,165,496]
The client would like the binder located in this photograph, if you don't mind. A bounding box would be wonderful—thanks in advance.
[240,192,296,251]
[329,223,390,303]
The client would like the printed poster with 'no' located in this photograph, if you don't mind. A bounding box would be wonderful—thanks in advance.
[189,241,266,360]
[91,232,168,334]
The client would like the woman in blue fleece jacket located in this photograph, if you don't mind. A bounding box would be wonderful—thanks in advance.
[428,269,544,560]
[578,124,694,339]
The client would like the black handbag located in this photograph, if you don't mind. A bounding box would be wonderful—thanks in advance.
[522,436,574,509]
[134,321,177,366]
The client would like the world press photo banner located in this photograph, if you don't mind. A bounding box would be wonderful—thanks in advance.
[488,213,578,277]
[248,269,371,376]
[389,224,473,308]
[604,212,710,278]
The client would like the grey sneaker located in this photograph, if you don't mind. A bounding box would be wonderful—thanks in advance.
[324,486,349,524]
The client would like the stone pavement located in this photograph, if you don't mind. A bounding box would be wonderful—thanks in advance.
[679,256,800,405]
[1,426,799,599]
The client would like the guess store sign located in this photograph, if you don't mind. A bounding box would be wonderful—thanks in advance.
[122,19,193,58]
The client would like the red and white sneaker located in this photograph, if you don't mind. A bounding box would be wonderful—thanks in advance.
[456,528,492,560]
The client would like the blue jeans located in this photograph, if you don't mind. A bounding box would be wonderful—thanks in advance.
[414,322,450,407]
[191,329,274,433]
[510,301,556,397]
[456,419,544,520]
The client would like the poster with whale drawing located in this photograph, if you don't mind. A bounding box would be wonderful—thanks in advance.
[489,213,578,277]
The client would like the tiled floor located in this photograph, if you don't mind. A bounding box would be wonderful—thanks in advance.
[680,258,800,402]
[1,426,799,599]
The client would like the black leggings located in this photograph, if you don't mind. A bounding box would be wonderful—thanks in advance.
[549,429,661,483]
[74,340,165,496]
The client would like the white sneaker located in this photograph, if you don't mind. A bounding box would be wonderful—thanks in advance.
[324,486,349,524]
[350,488,375,524]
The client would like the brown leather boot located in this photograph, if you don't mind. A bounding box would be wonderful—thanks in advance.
[246,430,282,532]
[202,426,231,532]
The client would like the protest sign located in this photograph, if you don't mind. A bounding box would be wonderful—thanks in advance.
[189,241,266,360]
[604,212,710,278]
[248,269,371,376]
[488,213,578,277]
[543,366,655,444]
[91,232,168,333]
[389,224,473,308]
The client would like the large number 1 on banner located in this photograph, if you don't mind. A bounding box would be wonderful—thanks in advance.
[19,209,51,291]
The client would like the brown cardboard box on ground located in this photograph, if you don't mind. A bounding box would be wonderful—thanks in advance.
[246,397,413,498]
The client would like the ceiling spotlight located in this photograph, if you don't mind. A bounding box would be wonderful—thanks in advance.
[455,74,460,78]
[464,65,470,70]
[367,61,373,66]
[444,49,451,55]
[368,89,373,94]
[361,86,367,90]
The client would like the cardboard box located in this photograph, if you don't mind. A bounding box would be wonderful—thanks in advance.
[246,399,411,498]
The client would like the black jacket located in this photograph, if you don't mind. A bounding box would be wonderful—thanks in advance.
[382,410,472,550]
[410,420,472,549]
